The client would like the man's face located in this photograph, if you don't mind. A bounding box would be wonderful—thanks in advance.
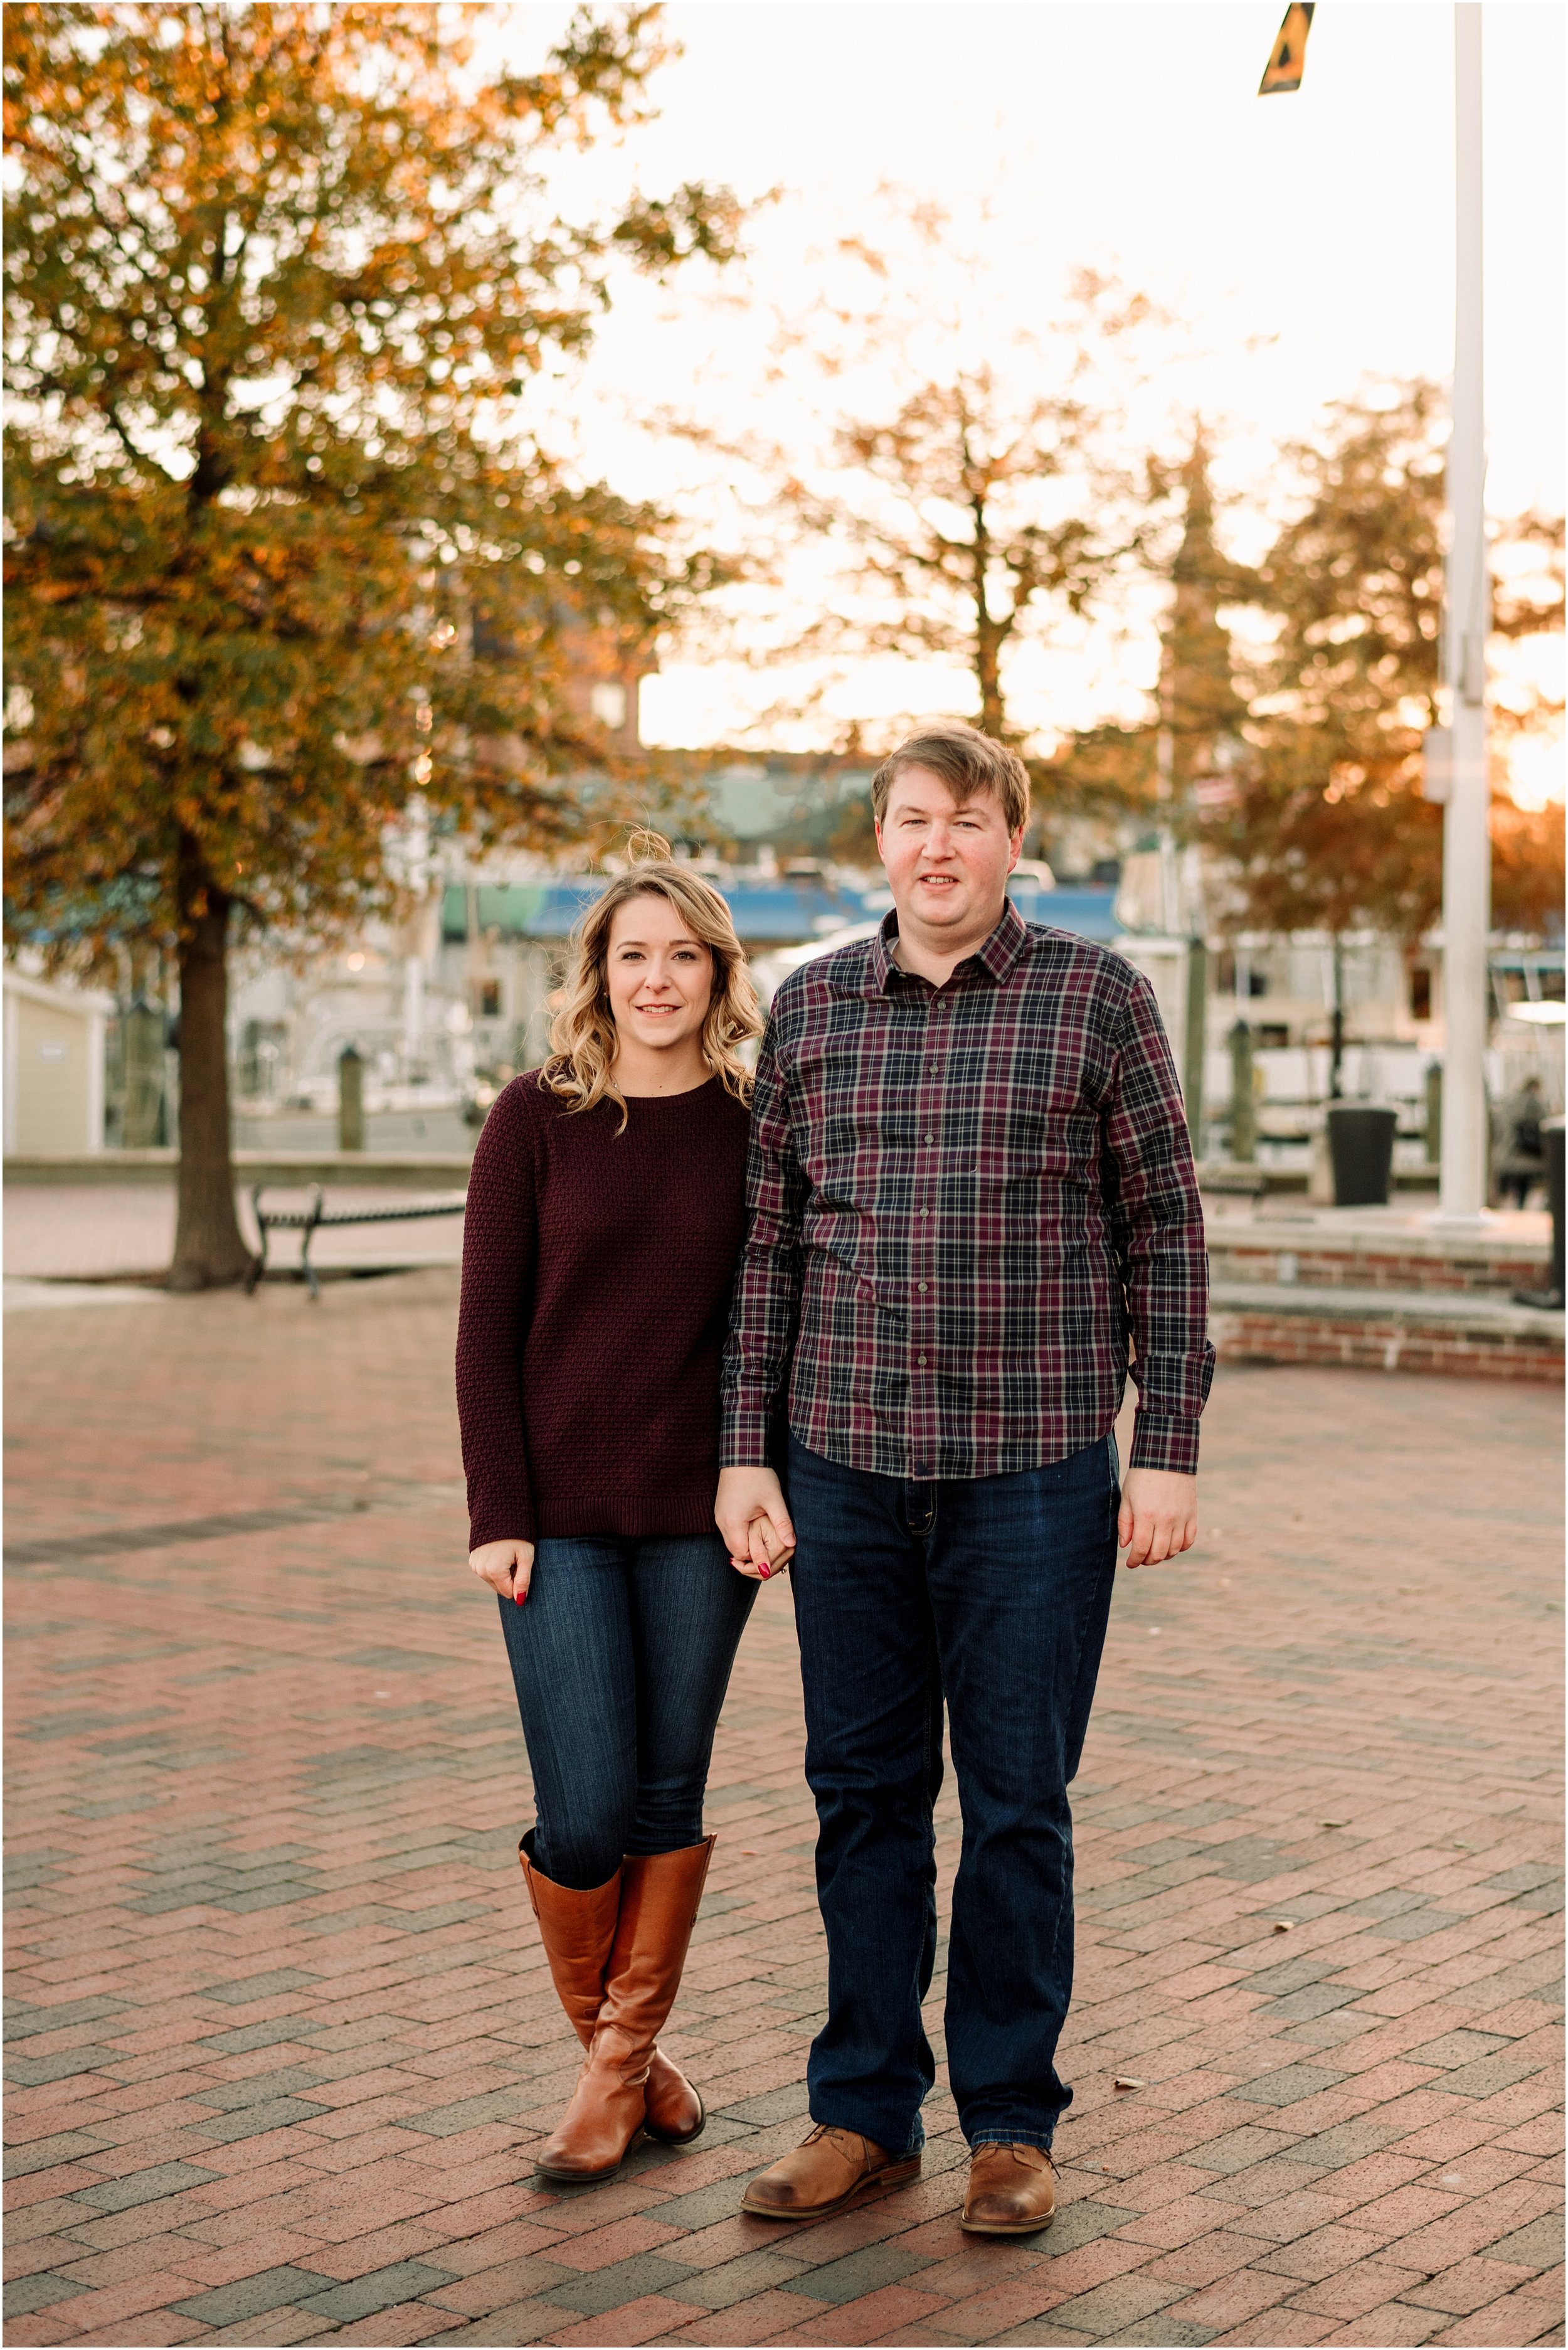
[875,765,1023,944]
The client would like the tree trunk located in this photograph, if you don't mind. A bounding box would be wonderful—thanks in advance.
[167,833,253,1290]
[975,619,1007,740]
[970,497,1007,740]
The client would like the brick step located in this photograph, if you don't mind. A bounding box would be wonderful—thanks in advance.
[1211,1278,1564,1381]
[1207,1208,1551,1298]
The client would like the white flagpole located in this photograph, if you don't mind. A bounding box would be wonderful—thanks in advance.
[1436,1,1492,1223]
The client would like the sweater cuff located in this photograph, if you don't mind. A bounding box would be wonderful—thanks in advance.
[467,1501,536,1552]
[1127,1408,1201,1476]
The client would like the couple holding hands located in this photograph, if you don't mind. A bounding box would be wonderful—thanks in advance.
[455,723,1213,2238]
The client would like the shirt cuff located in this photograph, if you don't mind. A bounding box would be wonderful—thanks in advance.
[1127,1408,1201,1475]
[718,1409,773,1469]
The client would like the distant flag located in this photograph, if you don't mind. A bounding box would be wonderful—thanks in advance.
[1259,2,1315,94]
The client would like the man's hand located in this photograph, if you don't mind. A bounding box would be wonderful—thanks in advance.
[469,1538,535,1604]
[716,1466,796,1582]
[1117,1469,1197,1568]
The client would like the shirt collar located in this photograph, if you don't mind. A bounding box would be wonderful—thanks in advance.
[857,896,1030,999]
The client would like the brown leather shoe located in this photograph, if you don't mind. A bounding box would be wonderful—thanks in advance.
[533,1837,715,2181]
[519,1839,707,2151]
[961,2142,1057,2235]
[741,2124,921,2221]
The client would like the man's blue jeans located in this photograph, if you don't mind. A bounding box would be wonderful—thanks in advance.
[498,1534,756,1891]
[785,1431,1120,2155]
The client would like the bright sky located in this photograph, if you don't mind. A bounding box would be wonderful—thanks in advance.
[503,3,1565,791]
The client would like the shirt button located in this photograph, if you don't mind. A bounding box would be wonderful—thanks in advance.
[918,1207,930,1217]
[924,1132,934,1142]
[917,1354,928,1366]
[917,1281,928,1292]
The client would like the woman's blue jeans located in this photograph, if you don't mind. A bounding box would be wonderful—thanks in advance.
[497,1533,756,1891]
[785,1431,1120,2156]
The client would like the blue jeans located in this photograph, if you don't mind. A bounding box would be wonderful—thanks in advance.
[498,1534,756,1890]
[785,1432,1120,2154]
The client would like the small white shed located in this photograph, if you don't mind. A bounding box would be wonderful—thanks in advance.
[3,968,114,1156]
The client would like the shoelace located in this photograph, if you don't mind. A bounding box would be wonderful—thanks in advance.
[975,2142,1056,2172]
[805,2123,876,2166]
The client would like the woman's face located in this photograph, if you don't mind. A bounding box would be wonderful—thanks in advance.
[605,891,716,1060]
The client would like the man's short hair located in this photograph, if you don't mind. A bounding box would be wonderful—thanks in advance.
[871,723,1030,836]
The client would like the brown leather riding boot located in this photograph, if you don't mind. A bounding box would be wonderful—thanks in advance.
[519,1837,619,2036]
[519,1839,708,2151]
[617,1853,707,2145]
[534,1836,715,2181]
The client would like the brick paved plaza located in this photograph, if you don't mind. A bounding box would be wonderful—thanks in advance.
[5,1268,1563,2349]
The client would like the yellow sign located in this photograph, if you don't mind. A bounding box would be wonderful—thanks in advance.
[1259,2,1315,94]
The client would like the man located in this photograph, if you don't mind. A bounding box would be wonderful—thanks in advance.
[1496,1073,1545,1209]
[716,724,1212,2237]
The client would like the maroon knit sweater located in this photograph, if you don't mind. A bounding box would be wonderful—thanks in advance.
[455,1070,750,1548]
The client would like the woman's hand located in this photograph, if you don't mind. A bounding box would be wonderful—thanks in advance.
[738,1514,795,1584]
[469,1538,536,1604]
[716,1465,796,1582]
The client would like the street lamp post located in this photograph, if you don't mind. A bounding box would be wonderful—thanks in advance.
[1436,1,1492,1224]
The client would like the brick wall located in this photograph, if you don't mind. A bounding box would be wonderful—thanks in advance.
[1212,1308,1564,1382]
[1210,1245,1543,1297]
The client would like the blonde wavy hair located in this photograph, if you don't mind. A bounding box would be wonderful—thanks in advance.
[543,832,763,1127]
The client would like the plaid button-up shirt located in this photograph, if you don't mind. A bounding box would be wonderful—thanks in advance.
[720,899,1214,1482]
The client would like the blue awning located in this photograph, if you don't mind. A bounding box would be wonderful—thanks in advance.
[444,876,886,945]
[442,876,1125,948]
[1011,883,1122,944]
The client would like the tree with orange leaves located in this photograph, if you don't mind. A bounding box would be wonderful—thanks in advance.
[4,3,737,1285]
[1207,384,1562,1085]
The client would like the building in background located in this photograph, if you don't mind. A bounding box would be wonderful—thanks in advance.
[17,640,1554,1188]
[223,853,1129,1139]
[1191,928,1564,1174]
[3,967,112,1156]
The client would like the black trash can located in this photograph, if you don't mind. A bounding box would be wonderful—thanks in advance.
[1326,1103,1398,1208]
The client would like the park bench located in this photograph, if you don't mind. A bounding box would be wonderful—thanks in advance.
[245,1183,466,1300]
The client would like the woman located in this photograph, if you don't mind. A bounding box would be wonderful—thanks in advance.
[455,834,767,2184]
